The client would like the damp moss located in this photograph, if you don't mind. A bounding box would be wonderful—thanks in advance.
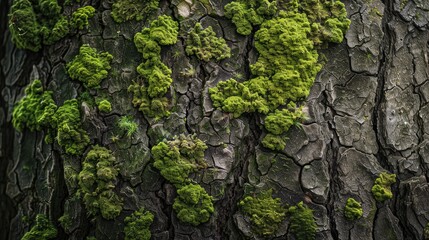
[173,183,214,226]
[70,6,95,30]
[12,80,57,132]
[67,44,113,88]
[97,99,112,113]
[185,23,231,62]
[111,0,159,23]
[21,214,57,240]
[118,116,138,137]
[151,134,208,186]
[264,103,304,135]
[344,198,363,220]
[52,99,90,155]
[288,201,317,240]
[261,133,286,151]
[78,145,123,220]
[239,189,286,236]
[371,172,396,202]
[124,207,154,240]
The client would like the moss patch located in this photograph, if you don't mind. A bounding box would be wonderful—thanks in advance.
[371,172,396,202]
[124,207,154,240]
[70,6,95,30]
[288,201,317,240]
[344,198,363,220]
[22,214,57,240]
[111,0,159,23]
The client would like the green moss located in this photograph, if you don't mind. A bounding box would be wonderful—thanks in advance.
[151,134,208,186]
[344,198,362,220]
[124,207,154,240]
[52,99,90,155]
[371,172,396,202]
[42,16,70,45]
[224,0,277,35]
[185,23,231,62]
[111,0,159,23]
[58,214,72,231]
[173,183,214,226]
[288,201,317,240]
[21,214,57,240]
[67,44,113,88]
[264,103,304,135]
[78,145,123,219]
[70,6,95,30]
[261,133,286,151]
[239,189,286,236]
[97,99,112,113]
[118,116,138,137]
[131,15,178,118]
[12,80,57,132]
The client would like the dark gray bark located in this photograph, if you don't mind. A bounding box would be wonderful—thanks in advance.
[1,0,429,239]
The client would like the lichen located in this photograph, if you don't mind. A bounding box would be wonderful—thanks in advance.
[185,23,231,62]
[124,207,154,240]
[288,201,317,240]
[130,15,178,118]
[12,80,57,132]
[21,214,57,240]
[111,0,159,23]
[371,172,396,202]
[239,189,286,236]
[78,145,123,219]
[67,44,113,89]
[51,99,90,155]
[173,183,214,226]
[97,99,112,113]
[224,0,277,35]
[344,198,363,220]
[151,134,207,186]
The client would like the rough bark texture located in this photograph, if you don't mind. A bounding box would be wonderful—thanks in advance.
[1,0,429,239]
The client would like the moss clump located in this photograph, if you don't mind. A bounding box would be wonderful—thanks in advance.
[264,104,304,135]
[344,198,362,220]
[124,207,154,240]
[185,23,231,62]
[371,172,396,202]
[97,99,112,113]
[8,1,96,52]
[239,189,286,236]
[224,0,277,35]
[151,134,208,186]
[130,15,178,118]
[12,80,57,132]
[261,133,286,151]
[288,201,317,240]
[67,44,113,88]
[51,99,90,155]
[58,214,72,231]
[173,183,214,226]
[21,214,57,240]
[111,0,159,23]
[70,6,95,30]
[118,116,138,137]
[78,145,123,219]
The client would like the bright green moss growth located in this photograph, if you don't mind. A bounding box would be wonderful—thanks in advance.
[264,103,304,135]
[111,0,159,23]
[131,15,178,118]
[78,145,123,219]
[12,80,57,132]
[151,135,208,186]
[261,133,286,151]
[97,99,112,113]
[371,172,396,202]
[224,0,277,35]
[296,0,351,47]
[52,99,90,155]
[67,44,113,88]
[173,183,214,226]
[118,116,138,137]
[42,16,70,45]
[344,198,362,220]
[185,23,231,62]
[124,207,154,240]
[239,189,286,236]
[71,6,95,30]
[21,214,57,240]
[288,201,317,240]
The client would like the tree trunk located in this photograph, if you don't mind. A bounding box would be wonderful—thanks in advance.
[1,0,429,239]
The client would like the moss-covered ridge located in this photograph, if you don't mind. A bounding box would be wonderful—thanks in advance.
[129,15,179,118]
